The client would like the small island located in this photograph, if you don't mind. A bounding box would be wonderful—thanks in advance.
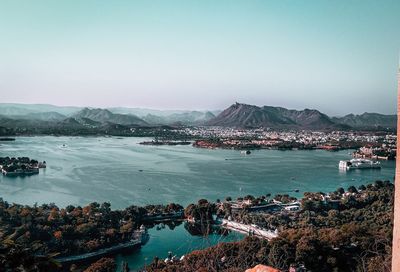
[0,156,46,176]
[139,140,191,146]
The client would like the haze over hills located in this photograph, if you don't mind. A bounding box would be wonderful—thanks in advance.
[108,107,221,118]
[12,112,67,122]
[71,108,148,126]
[0,103,81,116]
[142,111,215,126]
[0,103,396,130]
[332,113,397,129]
[0,104,216,125]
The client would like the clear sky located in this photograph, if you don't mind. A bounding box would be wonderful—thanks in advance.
[0,0,399,115]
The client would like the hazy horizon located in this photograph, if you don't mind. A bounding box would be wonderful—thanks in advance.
[0,101,397,117]
[1,0,399,115]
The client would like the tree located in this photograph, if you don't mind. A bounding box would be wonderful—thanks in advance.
[348,186,358,194]
[120,221,133,234]
[358,185,366,191]
[53,230,62,240]
[336,188,345,195]
[197,199,208,206]
[295,234,321,269]
[47,208,59,221]
[301,200,314,211]
[100,202,111,213]
[84,257,116,272]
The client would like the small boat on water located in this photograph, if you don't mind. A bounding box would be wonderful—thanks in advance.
[241,150,251,155]
[339,159,381,170]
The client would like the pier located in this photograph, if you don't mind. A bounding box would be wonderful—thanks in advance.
[55,240,142,264]
[55,227,149,264]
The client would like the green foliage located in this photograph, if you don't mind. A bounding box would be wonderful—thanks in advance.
[147,181,394,272]
[0,199,183,270]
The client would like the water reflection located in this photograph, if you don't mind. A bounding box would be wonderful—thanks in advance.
[184,222,231,237]
[116,221,243,271]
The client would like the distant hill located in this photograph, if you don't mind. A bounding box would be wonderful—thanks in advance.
[262,106,338,129]
[206,103,294,127]
[206,103,347,130]
[142,111,215,125]
[0,103,81,116]
[57,117,101,128]
[332,113,397,129]
[71,108,148,126]
[108,107,190,117]
[58,117,83,128]
[13,112,67,122]
[0,116,53,129]
[0,103,215,126]
[0,103,396,131]
[107,107,221,118]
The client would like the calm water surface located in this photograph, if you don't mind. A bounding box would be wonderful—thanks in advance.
[0,136,394,208]
[115,222,244,271]
[0,136,395,271]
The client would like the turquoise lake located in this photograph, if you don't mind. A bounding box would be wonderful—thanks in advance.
[0,136,395,270]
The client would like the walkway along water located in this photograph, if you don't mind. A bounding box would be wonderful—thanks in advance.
[218,219,278,240]
[54,226,149,265]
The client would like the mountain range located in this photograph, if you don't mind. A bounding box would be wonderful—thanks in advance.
[0,103,396,130]
[0,104,216,127]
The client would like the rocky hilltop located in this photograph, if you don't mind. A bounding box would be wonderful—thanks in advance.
[206,103,346,130]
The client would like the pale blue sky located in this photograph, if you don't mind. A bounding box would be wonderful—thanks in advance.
[0,0,399,115]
